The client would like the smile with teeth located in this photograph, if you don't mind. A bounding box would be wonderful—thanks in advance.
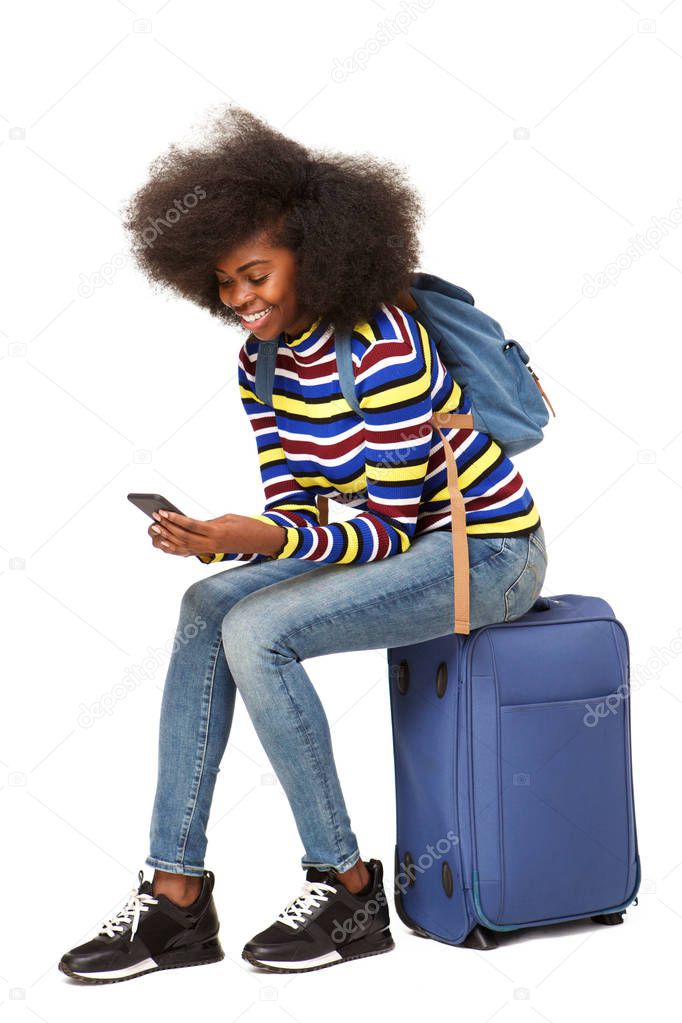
[240,305,274,324]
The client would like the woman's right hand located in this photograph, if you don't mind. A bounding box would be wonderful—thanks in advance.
[147,519,214,561]
[147,519,192,557]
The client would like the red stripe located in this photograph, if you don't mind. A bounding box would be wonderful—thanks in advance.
[370,518,392,559]
[369,498,420,519]
[252,412,275,431]
[284,430,362,458]
[265,478,306,500]
[465,474,523,511]
[358,334,412,374]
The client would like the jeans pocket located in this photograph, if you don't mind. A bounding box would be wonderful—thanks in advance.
[503,537,547,622]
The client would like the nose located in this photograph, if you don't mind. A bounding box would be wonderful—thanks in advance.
[229,284,257,312]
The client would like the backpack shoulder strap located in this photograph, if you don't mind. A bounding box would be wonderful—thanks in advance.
[253,338,278,406]
[410,271,475,306]
[255,328,361,414]
[334,328,362,416]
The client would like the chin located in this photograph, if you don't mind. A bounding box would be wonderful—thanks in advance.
[250,310,280,341]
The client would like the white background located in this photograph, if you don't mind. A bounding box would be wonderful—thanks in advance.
[2,0,680,1018]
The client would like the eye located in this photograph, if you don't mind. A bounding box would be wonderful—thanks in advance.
[217,275,270,287]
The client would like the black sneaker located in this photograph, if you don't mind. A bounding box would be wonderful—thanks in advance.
[59,869,224,984]
[242,857,394,973]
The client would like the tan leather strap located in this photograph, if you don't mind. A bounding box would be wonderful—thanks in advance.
[317,494,329,526]
[530,370,556,417]
[429,410,474,635]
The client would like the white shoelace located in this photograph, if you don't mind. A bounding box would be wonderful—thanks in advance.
[276,879,338,931]
[97,876,159,943]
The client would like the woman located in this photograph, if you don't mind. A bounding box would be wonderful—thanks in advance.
[59,107,547,983]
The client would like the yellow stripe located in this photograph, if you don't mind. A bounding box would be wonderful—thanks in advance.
[351,319,376,344]
[367,460,429,484]
[394,525,412,552]
[333,471,366,494]
[436,369,462,413]
[465,507,540,535]
[359,375,429,410]
[274,526,299,559]
[240,382,266,406]
[293,469,366,492]
[458,441,502,491]
[273,394,345,419]
[258,448,285,468]
[336,523,360,563]
[284,316,323,347]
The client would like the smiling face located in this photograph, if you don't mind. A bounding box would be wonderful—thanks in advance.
[215,230,318,341]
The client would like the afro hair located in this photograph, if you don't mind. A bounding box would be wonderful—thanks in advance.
[120,105,425,336]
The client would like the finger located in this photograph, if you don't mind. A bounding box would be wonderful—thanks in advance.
[157,537,183,554]
[154,517,209,542]
[153,520,199,544]
[162,543,193,557]
[148,516,200,555]
[156,511,207,536]
[148,525,173,551]
[149,523,170,543]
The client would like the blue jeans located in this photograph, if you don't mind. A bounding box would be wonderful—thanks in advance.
[146,524,547,876]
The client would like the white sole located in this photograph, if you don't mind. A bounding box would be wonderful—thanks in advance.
[257,950,343,970]
[69,957,158,980]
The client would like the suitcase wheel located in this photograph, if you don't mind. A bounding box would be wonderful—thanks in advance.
[395,659,409,695]
[591,912,625,926]
[461,924,499,951]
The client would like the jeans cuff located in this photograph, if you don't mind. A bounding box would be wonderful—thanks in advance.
[145,855,205,877]
[302,848,362,874]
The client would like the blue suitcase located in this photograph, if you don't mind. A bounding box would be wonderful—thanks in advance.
[387,593,641,949]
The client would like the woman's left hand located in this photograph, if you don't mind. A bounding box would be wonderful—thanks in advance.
[150,511,286,559]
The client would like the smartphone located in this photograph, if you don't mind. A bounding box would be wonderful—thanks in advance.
[127,492,186,519]
[127,493,213,563]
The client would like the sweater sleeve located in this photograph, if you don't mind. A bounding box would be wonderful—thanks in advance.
[271,320,436,564]
[198,340,323,565]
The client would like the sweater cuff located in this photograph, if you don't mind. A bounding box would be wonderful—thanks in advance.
[271,526,296,559]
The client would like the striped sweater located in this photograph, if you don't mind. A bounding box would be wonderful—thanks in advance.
[204,303,541,565]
